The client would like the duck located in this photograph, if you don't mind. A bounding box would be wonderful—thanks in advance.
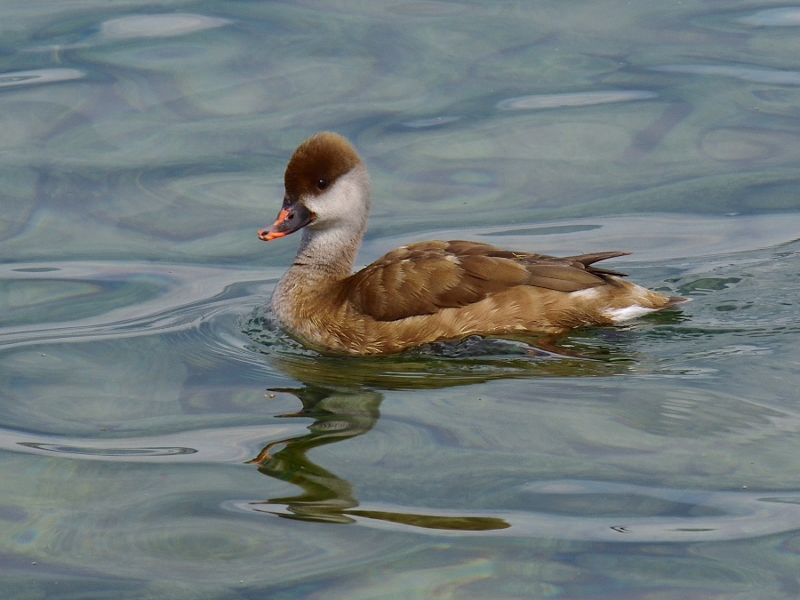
[258,131,686,355]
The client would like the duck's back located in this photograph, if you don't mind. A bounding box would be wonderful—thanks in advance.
[342,240,630,320]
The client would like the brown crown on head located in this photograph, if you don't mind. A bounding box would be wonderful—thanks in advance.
[284,132,362,201]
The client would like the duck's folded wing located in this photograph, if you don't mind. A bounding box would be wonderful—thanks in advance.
[343,241,629,322]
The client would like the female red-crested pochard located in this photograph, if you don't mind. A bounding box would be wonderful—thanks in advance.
[258,132,686,355]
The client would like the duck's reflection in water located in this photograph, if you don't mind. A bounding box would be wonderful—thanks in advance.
[244,329,658,529]
[247,385,378,524]
[247,384,510,530]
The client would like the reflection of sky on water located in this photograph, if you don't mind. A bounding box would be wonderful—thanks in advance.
[99,14,231,40]
[496,90,658,110]
[3,0,800,597]
[652,64,800,85]
[400,115,461,128]
[738,7,800,27]
[0,69,85,87]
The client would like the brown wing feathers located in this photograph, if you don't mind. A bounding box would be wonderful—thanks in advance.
[345,241,629,321]
[564,250,630,277]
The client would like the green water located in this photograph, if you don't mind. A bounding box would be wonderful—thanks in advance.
[2,1,800,598]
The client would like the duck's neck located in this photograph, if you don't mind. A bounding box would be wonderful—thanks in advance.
[285,163,371,282]
[292,221,365,280]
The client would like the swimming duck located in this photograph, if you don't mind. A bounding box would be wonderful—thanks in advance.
[258,132,685,355]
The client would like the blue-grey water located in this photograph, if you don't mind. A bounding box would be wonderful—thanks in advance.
[3,2,800,598]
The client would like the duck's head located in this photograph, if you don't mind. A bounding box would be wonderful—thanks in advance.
[258,132,369,242]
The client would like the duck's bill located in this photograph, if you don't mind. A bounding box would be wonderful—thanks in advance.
[258,203,315,241]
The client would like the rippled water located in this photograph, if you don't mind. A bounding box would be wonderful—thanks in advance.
[3,2,800,598]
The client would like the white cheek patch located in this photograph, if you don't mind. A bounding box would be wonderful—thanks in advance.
[605,305,658,322]
[306,165,369,225]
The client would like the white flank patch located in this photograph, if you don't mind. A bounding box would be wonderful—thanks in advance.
[569,288,600,300]
[605,305,658,322]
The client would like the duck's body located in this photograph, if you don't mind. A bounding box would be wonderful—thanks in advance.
[259,132,685,355]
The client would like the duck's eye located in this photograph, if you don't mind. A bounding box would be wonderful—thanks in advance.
[316,178,329,190]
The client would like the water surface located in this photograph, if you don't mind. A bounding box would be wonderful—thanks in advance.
[3,1,800,598]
